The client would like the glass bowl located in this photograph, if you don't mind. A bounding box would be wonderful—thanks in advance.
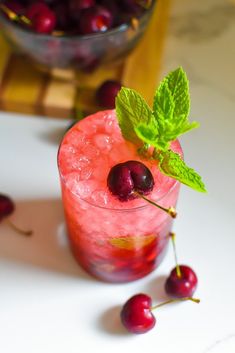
[0,1,156,72]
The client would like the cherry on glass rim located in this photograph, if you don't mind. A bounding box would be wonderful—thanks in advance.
[107,160,177,217]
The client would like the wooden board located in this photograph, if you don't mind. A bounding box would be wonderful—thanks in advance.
[0,0,171,119]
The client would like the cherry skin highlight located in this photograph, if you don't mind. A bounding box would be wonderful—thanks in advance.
[107,160,154,201]
[165,265,198,298]
[79,6,113,34]
[120,293,156,334]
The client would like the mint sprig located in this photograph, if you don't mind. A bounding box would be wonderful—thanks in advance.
[115,67,207,193]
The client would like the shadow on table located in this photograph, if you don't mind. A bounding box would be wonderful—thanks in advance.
[0,198,93,282]
[97,305,130,336]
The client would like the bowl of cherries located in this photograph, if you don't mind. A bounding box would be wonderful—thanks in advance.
[0,0,156,72]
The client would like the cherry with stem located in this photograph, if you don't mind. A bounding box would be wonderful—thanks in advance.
[107,160,177,219]
[120,293,200,334]
[0,194,33,237]
[165,232,198,298]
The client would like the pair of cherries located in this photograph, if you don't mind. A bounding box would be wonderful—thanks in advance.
[107,160,198,334]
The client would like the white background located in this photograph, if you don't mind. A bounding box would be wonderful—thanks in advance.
[1,0,235,352]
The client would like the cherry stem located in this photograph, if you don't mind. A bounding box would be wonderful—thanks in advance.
[170,232,182,278]
[6,219,33,237]
[0,4,31,25]
[151,297,200,311]
[135,192,177,218]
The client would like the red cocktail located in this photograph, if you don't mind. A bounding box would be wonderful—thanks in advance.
[58,110,182,282]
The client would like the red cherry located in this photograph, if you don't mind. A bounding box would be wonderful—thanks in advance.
[107,160,154,201]
[165,265,198,298]
[25,2,50,21]
[98,0,120,25]
[0,193,32,236]
[69,0,95,12]
[121,293,200,334]
[32,9,56,34]
[79,5,113,34]
[96,80,122,108]
[119,0,142,15]
[120,294,156,334]
[52,2,70,31]
[107,160,176,217]
[0,194,14,221]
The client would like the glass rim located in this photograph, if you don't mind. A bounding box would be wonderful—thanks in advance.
[59,171,179,213]
[0,0,156,42]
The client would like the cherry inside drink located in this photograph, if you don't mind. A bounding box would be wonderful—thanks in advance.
[58,110,182,282]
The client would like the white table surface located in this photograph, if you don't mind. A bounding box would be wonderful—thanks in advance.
[1,0,235,352]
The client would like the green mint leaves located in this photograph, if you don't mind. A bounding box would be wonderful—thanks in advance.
[158,150,206,193]
[115,67,207,193]
[115,87,154,146]
[153,67,199,150]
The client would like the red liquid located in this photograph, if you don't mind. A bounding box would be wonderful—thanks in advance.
[58,110,182,282]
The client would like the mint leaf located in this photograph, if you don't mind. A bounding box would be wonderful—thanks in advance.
[158,150,207,193]
[153,67,199,149]
[115,87,154,146]
[165,66,190,121]
[134,122,158,147]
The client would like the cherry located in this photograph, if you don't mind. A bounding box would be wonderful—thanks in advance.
[107,160,154,201]
[96,80,122,108]
[32,9,56,34]
[121,293,200,334]
[119,0,142,15]
[52,3,70,31]
[165,265,198,298]
[25,2,56,34]
[0,194,14,221]
[98,0,120,25]
[25,2,50,21]
[107,161,176,217]
[120,294,155,334]
[69,0,95,22]
[0,193,32,236]
[69,0,95,12]
[165,233,198,298]
[79,5,113,34]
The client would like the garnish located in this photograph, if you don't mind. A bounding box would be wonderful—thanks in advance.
[115,67,207,193]
[107,160,177,217]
